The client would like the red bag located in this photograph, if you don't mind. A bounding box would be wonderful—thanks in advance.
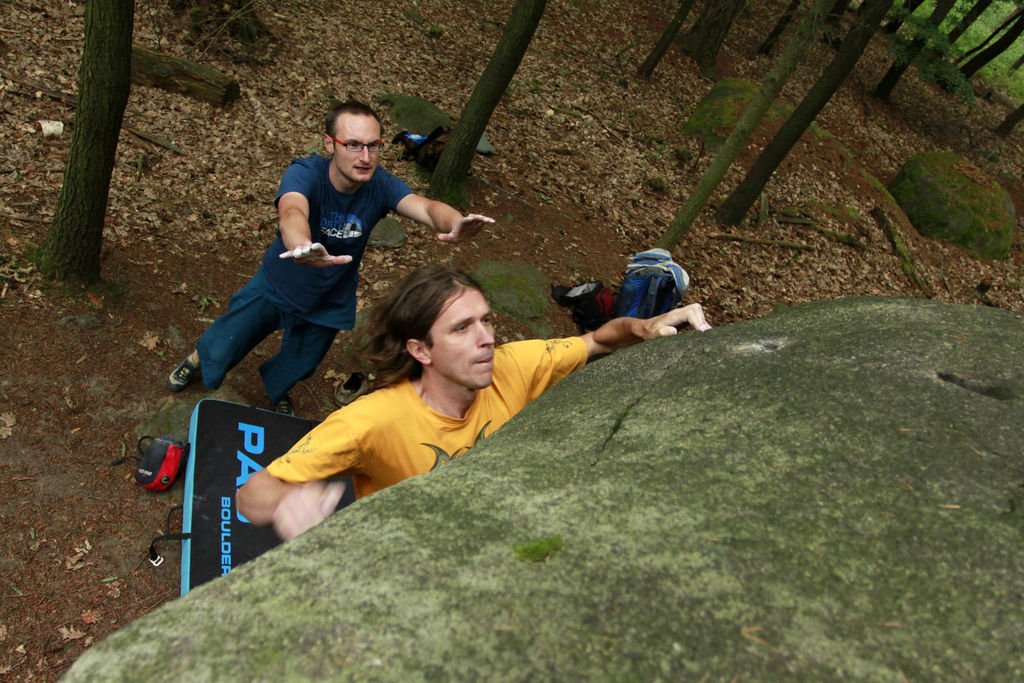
[135,435,189,491]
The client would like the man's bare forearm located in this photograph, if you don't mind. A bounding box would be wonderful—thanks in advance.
[581,303,711,359]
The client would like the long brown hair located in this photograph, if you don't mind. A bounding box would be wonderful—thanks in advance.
[361,266,485,387]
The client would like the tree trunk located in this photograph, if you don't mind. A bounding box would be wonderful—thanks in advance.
[759,0,802,55]
[39,0,135,284]
[956,8,1022,64]
[716,0,894,226]
[883,0,924,33]
[821,0,852,46]
[655,0,834,250]
[637,0,698,79]
[428,0,547,206]
[872,0,956,100]
[678,0,747,76]
[826,0,851,25]
[959,10,1024,79]
[994,101,1024,137]
[946,0,996,46]
[131,46,240,105]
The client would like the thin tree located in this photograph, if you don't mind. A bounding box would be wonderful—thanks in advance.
[959,8,1024,79]
[760,0,803,55]
[946,0,997,46]
[637,0,698,79]
[716,0,895,227]
[883,0,924,33]
[429,0,546,206]
[655,0,835,250]
[994,101,1024,137]
[955,7,1022,64]
[678,0,747,76]
[38,0,135,284]
[872,0,957,100]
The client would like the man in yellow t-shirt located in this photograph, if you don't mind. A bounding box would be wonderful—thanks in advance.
[237,265,712,540]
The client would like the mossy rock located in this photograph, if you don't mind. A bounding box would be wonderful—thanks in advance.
[367,216,406,249]
[681,78,794,152]
[377,93,494,154]
[471,259,552,337]
[377,93,452,135]
[888,151,1016,261]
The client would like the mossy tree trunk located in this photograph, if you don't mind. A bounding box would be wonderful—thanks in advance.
[428,0,547,207]
[131,45,240,104]
[636,0,698,79]
[677,0,747,76]
[655,0,834,250]
[716,0,894,227]
[38,0,135,284]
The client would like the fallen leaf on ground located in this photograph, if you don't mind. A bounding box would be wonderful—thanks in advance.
[57,625,86,641]
[0,412,14,439]
[65,552,88,570]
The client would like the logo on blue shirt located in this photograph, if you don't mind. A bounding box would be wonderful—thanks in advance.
[321,213,363,240]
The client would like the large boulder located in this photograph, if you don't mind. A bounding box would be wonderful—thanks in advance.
[888,151,1016,260]
[65,298,1024,681]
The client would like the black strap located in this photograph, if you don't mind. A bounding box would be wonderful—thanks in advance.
[149,532,191,566]
[149,504,188,567]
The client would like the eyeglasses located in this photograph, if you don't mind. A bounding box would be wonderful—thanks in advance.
[329,135,384,154]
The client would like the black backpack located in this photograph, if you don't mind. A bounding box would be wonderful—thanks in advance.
[391,125,451,170]
[551,281,615,332]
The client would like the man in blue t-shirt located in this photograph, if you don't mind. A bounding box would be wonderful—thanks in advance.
[167,100,494,415]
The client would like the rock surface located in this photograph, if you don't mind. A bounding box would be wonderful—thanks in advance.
[65,297,1024,681]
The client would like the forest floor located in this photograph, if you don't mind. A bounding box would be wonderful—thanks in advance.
[1,0,1023,679]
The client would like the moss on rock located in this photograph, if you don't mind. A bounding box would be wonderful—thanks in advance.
[67,298,1024,681]
[888,151,1016,260]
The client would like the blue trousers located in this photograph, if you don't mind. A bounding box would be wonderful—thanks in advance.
[196,278,340,403]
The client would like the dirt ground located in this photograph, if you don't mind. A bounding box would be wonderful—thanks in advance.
[1,0,1023,679]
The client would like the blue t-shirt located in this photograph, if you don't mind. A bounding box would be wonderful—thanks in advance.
[258,156,412,329]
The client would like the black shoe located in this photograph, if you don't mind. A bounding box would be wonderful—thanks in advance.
[275,396,294,416]
[168,356,200,392]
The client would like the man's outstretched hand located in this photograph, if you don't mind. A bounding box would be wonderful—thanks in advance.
[437,214,494,243]
[279,242,353,267]
[642,303,712,338]
[271,480,346,541]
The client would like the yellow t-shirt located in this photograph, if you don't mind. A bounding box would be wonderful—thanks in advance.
[266,338,587,498]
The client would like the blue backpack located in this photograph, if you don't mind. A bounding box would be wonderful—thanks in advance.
[613,248,689,319]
